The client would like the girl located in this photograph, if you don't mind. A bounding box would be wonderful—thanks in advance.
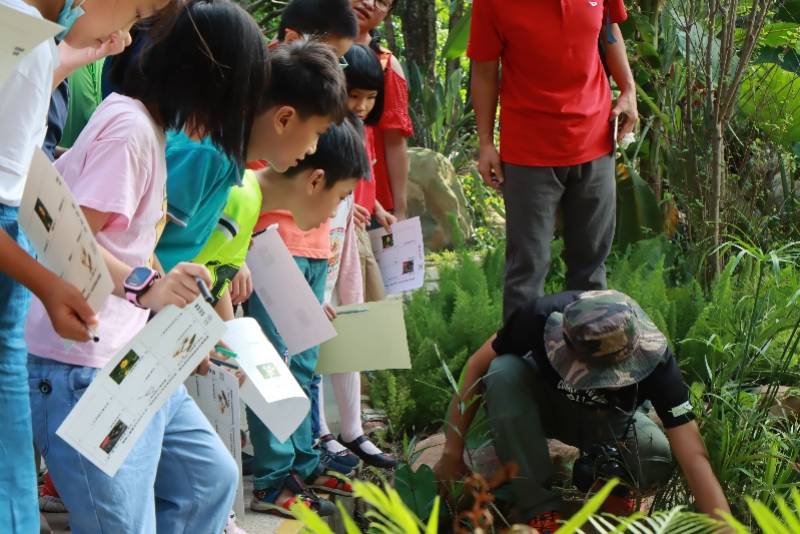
[25,2,270,532]
[317,44,397,469]
[350,0,413,219]
[0,0,171,529]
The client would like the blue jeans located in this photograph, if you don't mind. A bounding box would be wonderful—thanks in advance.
[0,205,37,533]
[28,355,239,534]
[246,257,326,491]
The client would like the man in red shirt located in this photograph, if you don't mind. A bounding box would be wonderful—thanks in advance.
[469,0,638,320]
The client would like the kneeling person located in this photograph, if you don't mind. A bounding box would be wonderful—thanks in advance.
[434,290,730,533]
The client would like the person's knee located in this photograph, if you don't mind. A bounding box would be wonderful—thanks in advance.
[485,355,531,402]
[628,427,674,490]
[208,448,239,504]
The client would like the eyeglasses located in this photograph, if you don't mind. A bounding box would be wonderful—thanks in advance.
[375,0,393,12]
[339,55,349,70]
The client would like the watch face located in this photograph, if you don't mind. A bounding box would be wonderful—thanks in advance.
[126,267,153,289]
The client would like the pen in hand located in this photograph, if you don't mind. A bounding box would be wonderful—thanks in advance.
[195,276,215,304]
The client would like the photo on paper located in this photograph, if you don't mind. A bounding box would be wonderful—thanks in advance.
[381,234,394,249]
[256,362,280,380]
[402,259,414,274]
[34,198,54,232]
[99,419,128,454]
[172,333,198,360]
[109,350,140,385]
[217,390,230,414]
[80,246,94,273]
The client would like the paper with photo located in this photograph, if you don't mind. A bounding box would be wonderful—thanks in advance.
[186,366,244,518]
[19,149,113,313]
[317,300,410,374]
[56,298,226,477]
[0,4,62,87]
[369,216,425,295]
[246,226,336,356]
[221,318,309,443]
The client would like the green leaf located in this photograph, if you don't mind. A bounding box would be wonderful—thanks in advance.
[442,12,471,60]
[615,171,664,249]
[394,464,438,521]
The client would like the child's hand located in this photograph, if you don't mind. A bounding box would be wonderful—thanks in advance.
[230,264,253,305]
[40,278,99,342]
[139,262,211,312]
[353,204,371,229]
[323,303,337,321]
[375,205,397,232]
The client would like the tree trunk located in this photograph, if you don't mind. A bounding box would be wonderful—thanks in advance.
[396,0,437,80]
[383,14,398,53]
[711,121,724,275]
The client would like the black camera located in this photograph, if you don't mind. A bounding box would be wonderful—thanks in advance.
[572,442,632,497]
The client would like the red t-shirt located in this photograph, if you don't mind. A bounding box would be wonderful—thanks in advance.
[468,0,627,167]
[354,126,378,214]
[372,50,413,211]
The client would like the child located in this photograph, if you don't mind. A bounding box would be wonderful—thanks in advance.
[316,44,396,468]
[155,0,358,274]
[0,0,167,529]
[24,2,269,531]
[350,0,413,219]
[244,119,370,518]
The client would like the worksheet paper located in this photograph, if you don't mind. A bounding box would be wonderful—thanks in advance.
[221,318,309,443]
[0,4,62,87]
[246,226,336,356]
[186,366,245,518]
[56,298,226,477]
[368,216,425,295]
[317,300,411,374]
[19,149,113,313]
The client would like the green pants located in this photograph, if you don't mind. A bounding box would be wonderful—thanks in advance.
[484,354,673,520]
[246,257,328,491]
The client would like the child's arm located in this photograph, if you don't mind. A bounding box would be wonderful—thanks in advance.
[0,230,97,341]
[214,289,236,321]
[374,200,397,232]
[229,264,253,306]
[666,422,731,521]
[82,207,210,311]
[434,335,498,482]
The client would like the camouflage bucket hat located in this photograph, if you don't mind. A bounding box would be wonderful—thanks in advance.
[544,290,668,390]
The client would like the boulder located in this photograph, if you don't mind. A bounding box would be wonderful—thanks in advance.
[406,148,473,251]
[412,432,579,482]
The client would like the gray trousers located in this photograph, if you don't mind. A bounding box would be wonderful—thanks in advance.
[484,355,673,520]
[502,155,615,320]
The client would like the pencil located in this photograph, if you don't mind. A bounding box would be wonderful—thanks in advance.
[195,276,214,304]
[210,357,239,370]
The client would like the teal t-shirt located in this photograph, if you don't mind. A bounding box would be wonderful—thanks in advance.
[156,131,243,272]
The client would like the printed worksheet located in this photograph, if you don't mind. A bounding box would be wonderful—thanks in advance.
[318,300,411,374]
[369,216,425,294]
[246,226,336,356]
[0,4,61,87]
[186,366,244,518]
[19,149,113,312]
[222,318,309,443]
[57,298,226,477]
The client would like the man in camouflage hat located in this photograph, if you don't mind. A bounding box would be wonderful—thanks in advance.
[434,290,730,533]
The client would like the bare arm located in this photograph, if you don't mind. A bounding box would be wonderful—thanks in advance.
[435,335,498,481]
[604,24,638,139]
[665,421,731,520]
[383,130,409,219]
[471,60,504,188]
[214,289,236,321]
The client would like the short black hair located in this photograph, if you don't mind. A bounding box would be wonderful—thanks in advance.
[111,0,269,167]
[263,40,349,124]
[343,44,384,126]
[282,115,369,187]
[277,0,358,42]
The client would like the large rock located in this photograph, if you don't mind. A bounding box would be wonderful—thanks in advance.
[406,148,473,251]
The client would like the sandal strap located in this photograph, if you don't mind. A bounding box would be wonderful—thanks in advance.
[319,434,336,443]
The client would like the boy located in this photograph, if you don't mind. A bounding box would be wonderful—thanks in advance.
[433,290,731,533]
[156,36,352,272]
[195,119,370,517]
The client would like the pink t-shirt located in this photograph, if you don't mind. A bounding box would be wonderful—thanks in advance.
[25,93,168,368]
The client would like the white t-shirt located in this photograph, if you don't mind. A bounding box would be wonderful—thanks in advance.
[0,0,58,206]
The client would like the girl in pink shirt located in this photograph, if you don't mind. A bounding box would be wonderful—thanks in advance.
[26,2,270,532]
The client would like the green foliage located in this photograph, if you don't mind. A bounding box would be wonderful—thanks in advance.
[394,463,437,521]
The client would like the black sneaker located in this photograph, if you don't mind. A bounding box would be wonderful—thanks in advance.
[318,434,360,470]
[339,434,397,469]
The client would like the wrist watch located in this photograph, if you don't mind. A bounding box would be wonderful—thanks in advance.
[123,267,161,308]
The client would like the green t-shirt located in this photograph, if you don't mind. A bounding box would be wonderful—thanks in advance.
[193,171,262,302]
[61,59,105,148]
